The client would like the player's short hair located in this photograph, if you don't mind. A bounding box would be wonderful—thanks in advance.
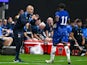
[58,3,66,9]
[76,19,82,23]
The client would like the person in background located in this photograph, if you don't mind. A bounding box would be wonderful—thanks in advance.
[70,19,86,56]
[30,14,40,26]
[82,24,87,55]
[45,17,53,38]
[15,9,24,19]
[24,23,33,40]
[0,19,13,49]
[39,22,51,42]
[32,22,46,40]
[2,19,10,37]
[8,17,15,26]
[67,20,77,55]
[35,19,41,26]
[2,19,8,29]
[7,17,15,37]
[1,19,13,37]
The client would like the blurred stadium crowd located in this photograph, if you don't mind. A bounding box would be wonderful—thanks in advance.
[0,9,87,56]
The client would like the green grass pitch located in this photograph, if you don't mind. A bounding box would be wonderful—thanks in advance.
[0,54,87,65]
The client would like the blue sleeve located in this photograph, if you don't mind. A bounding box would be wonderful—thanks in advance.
[67,25,72,34]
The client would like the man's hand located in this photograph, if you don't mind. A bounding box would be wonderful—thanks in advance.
[32,15,38,20]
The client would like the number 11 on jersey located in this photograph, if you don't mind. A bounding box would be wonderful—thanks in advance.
[61,16,68,25]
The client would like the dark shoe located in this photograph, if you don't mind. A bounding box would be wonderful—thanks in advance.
[13,58,23,62]
[68,62,71,64]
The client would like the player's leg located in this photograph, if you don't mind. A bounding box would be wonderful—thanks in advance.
[62,35,71,64]
[45,34,60,63]
[64,44,71,64]
[45,45,57,63]
[14,32,23,62]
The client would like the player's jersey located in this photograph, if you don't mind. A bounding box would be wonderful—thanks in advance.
[53,10,70,44]
[54,10,69,29]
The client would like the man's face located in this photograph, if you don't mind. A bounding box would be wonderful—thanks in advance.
[8,17,13,23]
[27,6,34,14]
[3,20,7,25]
[77,22,82,27]
[47,18,53,26]
[20,10,24,14]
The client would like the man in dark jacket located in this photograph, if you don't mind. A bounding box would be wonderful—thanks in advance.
[13,5,38,62]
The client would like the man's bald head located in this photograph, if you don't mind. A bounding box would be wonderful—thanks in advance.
[26,5,34,14]
[39,22,46,30]
[47,17,53,25]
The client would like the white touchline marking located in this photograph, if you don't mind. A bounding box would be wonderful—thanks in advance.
[76,60,87,61]
[0,62,28,64]
[0,62,62,65]
[0,59,87,64]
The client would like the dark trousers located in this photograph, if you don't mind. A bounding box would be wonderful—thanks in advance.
[69,39,75,55]
[14,31,24,59]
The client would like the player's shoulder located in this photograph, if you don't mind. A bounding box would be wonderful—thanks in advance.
[55,10,69,15]
[63,10,69,14]
[55,11,60,16]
